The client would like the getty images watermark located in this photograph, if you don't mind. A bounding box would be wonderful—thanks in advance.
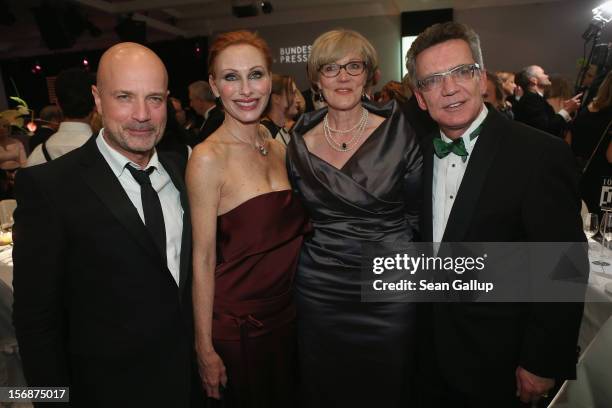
[361,242,592,303]
[372,252,492,293]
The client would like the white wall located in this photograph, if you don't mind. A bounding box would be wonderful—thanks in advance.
[211,15,402,91]
[210,0,611,92]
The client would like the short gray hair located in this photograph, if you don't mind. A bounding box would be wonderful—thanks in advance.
[188,80,216,102]
[405,22,484,88]
[523,66,539,81]
[39,105,62,123]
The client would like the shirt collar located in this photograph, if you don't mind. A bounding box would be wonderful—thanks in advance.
[57,121,92,133]
[96,128,160,178]
[439,104,488,153]
[204,105,215,120]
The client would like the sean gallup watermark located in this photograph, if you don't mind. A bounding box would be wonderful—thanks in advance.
[361,242,590,303]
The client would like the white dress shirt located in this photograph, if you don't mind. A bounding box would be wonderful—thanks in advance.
[432,105,488,243]
[96,130,184,285]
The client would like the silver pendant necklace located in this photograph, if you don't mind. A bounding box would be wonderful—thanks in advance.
[225,123,268,156]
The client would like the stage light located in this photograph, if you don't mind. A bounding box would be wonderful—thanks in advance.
[31,63,42,74]
[82,58,89,67]
[593,1,612,23]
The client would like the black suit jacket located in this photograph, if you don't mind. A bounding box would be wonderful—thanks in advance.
[191,105,224,146]
[420,107,586,399]
[12,136,195,407]
[514,90,568,137]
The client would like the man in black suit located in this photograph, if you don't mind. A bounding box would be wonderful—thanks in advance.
[187,80,223,146]
[514,65,581,137]
[13,42,199,406]
[406,22,586,407]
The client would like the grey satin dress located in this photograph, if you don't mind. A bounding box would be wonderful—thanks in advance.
[287,101,423,408]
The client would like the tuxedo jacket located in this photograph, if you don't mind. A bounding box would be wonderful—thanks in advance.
[12,136,195,407]
[191,105,224,147]
[514,90,568,137]
[420,107,586,398]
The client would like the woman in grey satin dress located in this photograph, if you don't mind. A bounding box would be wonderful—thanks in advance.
[287,29,422,408]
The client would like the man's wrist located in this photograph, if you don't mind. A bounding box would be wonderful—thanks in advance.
[558,109,571,122]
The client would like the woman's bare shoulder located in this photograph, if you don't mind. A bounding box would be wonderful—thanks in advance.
[190,132,228,167]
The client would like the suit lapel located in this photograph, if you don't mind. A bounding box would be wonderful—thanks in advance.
[78,137,162,262]
[422,132,435,242]
[442,109,504,242]
[158,152,191,295]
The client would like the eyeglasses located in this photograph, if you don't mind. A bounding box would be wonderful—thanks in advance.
[416,63,481,92]
[319,61,367,78]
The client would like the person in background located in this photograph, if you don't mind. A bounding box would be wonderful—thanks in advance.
[287,28,421,408]
[157,97,191,159]
[27,68,94,166]
[30,105,61,152]
[571,70,612,214]
[188,80,224,146]
[170,97,188,128]
[514,65,581,137]
[484,71,513,119]
[0,117,27,168]
[545,75,573,114]
[407,21,586,407]
[261,74,299,145]
[497,71,518,106]
[579,64,599,107]
[292,87,306,124]
[380,80,408,105]
[188,30,310,406]
[0,116,26,198]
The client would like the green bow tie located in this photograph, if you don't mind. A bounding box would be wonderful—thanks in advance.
[432,125,483,163]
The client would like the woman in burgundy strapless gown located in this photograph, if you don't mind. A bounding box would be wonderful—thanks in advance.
[187,31,310,407]
[213,190,309,407]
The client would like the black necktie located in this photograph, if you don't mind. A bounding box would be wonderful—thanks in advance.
[126,164,167,265]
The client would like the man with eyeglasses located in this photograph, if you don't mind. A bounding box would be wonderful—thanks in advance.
[406,22,586,408]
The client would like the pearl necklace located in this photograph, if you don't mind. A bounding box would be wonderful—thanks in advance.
[323,108,369,152]
[225,123,268,156]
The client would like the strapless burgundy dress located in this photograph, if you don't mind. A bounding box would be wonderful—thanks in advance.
[212,190,310,407]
